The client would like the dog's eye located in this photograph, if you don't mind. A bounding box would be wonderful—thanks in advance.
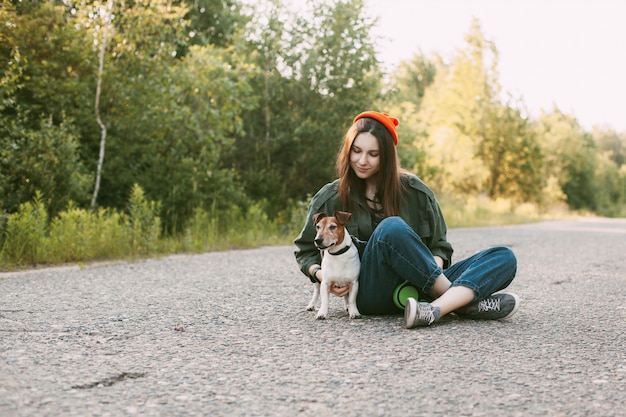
[329,225,337,230]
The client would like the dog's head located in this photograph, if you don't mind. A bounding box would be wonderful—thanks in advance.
[312,211,352,250]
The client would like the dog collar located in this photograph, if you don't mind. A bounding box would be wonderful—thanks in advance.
[328,244,351,256]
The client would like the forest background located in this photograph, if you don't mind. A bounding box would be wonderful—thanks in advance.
[1,0,625,268]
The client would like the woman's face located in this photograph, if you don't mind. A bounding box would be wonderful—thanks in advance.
[350,132,380,181]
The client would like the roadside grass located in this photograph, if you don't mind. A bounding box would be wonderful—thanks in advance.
[439,193,578,228]
[0,188,579,271]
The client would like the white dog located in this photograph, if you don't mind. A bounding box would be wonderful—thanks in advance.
[307,211,361,319]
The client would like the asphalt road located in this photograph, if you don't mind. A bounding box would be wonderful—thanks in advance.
[1,218,624,417]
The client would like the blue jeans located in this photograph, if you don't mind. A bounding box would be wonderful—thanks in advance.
[356,217,517,315]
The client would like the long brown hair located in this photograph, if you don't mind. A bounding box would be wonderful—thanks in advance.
[336,117,404,217]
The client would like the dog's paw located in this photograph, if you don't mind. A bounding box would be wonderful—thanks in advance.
[348,307,361,319]
[306,305,316,311]
[315,313,327,320]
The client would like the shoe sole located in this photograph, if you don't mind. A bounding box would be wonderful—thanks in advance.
[404,297,418,329]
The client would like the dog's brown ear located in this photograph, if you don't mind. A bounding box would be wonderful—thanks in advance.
[312,212,327,224]
[333,211,352,225]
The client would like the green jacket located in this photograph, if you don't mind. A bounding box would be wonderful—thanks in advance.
[294,173,454,280]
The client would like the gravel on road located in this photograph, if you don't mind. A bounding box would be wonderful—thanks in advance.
[1,218,625,417]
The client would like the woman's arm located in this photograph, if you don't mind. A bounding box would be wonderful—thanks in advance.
[294,181,340,281]
[294,209,322,282]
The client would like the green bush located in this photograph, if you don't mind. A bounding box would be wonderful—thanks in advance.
[128,184,161,255]
[0,184,563,271]
[439,194,540,228]
[182,206,220,252]
[0,185,164,268]
[1,192,48,265]
[180,201,303,253]
[46,204,130,263]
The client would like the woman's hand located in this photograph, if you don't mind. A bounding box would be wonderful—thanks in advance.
[330,284,351,297]
[309,265,351,297]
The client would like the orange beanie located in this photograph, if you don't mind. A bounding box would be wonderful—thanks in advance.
[353,111,399,145]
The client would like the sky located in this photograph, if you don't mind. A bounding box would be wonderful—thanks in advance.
[287,0,626,132]
[364,0,626,132]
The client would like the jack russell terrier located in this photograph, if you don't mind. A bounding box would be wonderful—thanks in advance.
[307,211,361,319]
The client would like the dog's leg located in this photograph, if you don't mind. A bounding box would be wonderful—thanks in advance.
[316,281,330,320]
[347,281,361,319]
[306,282,320,311]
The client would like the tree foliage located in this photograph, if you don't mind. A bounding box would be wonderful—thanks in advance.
[389,19,582,209]
[1,0,625,243]
[537,109,598,210]
[229,0,381,208]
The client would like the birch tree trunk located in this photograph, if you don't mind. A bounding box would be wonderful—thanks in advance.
[91,0,113,208]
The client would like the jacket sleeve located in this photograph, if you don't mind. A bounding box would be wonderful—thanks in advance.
[405,174,453,268]
[427,195,453,268]
[293,182,338,282]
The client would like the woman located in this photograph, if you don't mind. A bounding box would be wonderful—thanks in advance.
[294,111,519,328]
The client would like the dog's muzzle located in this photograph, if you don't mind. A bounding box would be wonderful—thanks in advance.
[314,239,335,251]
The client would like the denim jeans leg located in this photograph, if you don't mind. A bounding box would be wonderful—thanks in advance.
[445,246,517,302]
[357,217,443,315]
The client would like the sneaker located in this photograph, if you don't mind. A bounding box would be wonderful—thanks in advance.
[404,298,441,329]
[455,293,520,320]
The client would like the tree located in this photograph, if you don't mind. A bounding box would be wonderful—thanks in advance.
[538,109,597,211]
[477,102,543,202]
[91,0,114,208]
[414,19,497,194]
[593,126,625,167]
[80,0,189,215]
[0,2,92,216]
[407,18,544,203]
[175,0,249,52]
[287,0,381,198]
[0,112,91,216]
[593,152,624,216]
[148,44,257,231]
[0,1,95,132]
[387,51,438,112]
[231,0,382,207]
[383,52,440,180]
[227,0,291,207]
[591,127,626,215]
